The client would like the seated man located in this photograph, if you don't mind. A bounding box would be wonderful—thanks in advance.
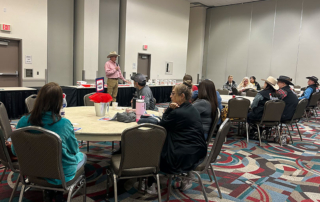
[223,75,237,95]
[299,76,319,101]
[277,76,298,121]
[131,73,155,110]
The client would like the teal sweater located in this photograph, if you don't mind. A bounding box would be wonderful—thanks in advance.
[12,112,84,185]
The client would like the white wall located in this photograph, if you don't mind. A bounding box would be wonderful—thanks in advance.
[0,0,47,85]
[186,7,206,83]
[204,0,320,89]
[121,0,190,80]
[48,0,74,86]
[83,0,100,81]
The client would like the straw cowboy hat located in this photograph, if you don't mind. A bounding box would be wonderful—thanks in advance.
[277,75,294,86]
[107,51,120,58]
[261,76,279,90]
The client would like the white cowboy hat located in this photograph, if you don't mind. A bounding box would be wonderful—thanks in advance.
[107,51,120,58]
[261,76,279,90]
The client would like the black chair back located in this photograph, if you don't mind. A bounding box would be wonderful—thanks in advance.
[209,118,231,164]
[84,93,95,106]
[119,124,166,177]
[308,92,320,108]
[260,100,285,123]
[206,108,220,146]
[11,126,68,189]
[292,99,308,121]
[227,98,250,120]
[25,94,37,112]
[0,102,12,140]
[246,90,258,97]
[217,89,228,95]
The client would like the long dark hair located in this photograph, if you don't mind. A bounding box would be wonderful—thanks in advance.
[250,76,256,83]
[198,80,218,119]
[28,82,63,126]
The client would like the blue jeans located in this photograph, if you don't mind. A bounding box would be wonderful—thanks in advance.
[77,153,87,170]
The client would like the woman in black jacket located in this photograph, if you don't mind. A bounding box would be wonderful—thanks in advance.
[250,76,261,90]
[147,84,207,193]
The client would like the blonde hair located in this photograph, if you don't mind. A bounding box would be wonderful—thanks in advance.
[174,84,192,101]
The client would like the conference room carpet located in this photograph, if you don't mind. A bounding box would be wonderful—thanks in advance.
[1,117,320,201]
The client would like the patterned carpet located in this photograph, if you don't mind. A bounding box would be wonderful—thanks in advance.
[1,117,320,201]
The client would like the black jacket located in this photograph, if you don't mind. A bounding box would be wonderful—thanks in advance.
[280,86,298,121]
[248,88,275,121]
[159,102,207,174]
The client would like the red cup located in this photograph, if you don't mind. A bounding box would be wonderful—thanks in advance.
[232,95,236,98]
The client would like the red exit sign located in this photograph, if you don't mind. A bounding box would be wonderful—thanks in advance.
[0,24,11,31]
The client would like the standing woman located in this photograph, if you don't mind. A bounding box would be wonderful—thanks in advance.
[250,76,261,90]
[192,80,219,140]
[11,82,86,202]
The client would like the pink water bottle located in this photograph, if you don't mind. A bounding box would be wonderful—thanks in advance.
[136,99,146,122]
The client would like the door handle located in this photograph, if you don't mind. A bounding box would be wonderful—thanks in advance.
[0,71,18,76]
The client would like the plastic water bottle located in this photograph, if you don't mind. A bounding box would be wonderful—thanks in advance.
[61,93,67,117]
[269,93,273,100]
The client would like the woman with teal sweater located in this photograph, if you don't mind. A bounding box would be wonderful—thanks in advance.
[11,82,86,202]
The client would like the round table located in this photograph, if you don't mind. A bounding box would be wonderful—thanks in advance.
[220,95,255,105]
[65,106,157,142]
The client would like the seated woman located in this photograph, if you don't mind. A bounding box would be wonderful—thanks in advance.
[192,80,219,140]
[237,77,254,93]
[247,76,279,122]
[11,82,86,202]
[148,84,207,193]
[183,74,198,92]
[250,76,261,90]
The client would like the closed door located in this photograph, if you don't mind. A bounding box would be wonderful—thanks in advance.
[0,40,19,87]
[137,54,150,80]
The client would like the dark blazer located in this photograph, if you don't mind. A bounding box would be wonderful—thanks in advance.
[281,86,298,121]
[159,102,207,174]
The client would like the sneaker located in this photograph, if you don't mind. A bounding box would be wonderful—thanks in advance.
[147,183,157,195]
[180,179,192,191]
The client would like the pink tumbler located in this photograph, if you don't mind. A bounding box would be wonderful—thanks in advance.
[136,99,146,122]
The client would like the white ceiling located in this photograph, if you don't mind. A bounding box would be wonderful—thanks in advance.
[187,0,262,7]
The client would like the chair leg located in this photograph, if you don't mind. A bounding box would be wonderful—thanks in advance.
[87,141,90,152]
[18,184,25,202]
[166,175,172,201]
[296,123,303,141]
[156,174,162,202]
[246,122,249,144]
[113,174,118,202]
[9,174,20,202]
[210,165,222,199]
[256,124,262,146]
[277,126,282,146]
[238,122,240,136]
[314,109,318,121]
[67,185,76,202]
[0,167,7,182]
[191,171,208,202]
[83,178,87,202]
[106,171,110,199]
[207,169,213,182]
[285,125,293,144]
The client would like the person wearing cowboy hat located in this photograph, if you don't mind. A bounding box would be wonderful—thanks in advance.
[104,51,129,102]
[248,76,280,122]
[277,76,298,121]
[299,76,319,101]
